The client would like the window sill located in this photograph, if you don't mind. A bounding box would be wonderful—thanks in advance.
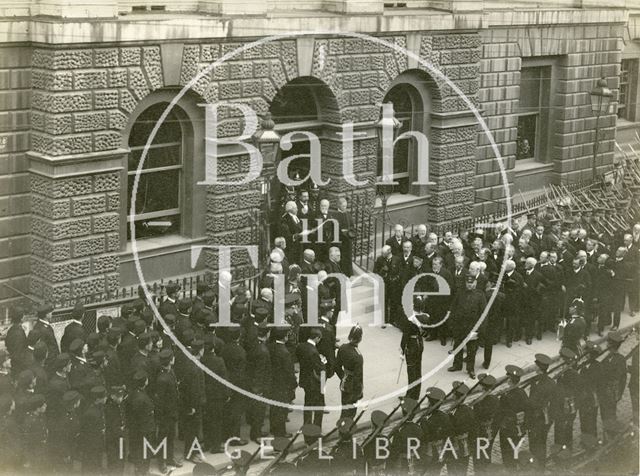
[513,160,553,176]
[374,193,430,211]
[120,235,207,262]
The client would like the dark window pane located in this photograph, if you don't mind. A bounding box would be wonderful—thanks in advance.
[127,170,180,215]
[393,139,409,174]
[519,67,541,112]
[126,213,180,240]
[128,144,181,171]
[128,102,182,147]
[271,79,318,123]
[516,115,537,160]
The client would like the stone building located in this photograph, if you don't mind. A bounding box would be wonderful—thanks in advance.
[0,0,632,312]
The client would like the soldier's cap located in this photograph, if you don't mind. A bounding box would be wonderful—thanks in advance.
[452,381,469,395]
[36,303,53,317]
[337,417,354,437]
[53,353,71,370]
[560,347,577,361]
[348,324,363,342]
[71,301,85,320]
[87,332,100,348]
[193,462,217,476]
[285,293,301,306]
[585,341,602,355]
[137,332,153,348]
[271,327,289,341]
[158,348,173,364]
[69,338,85,355]
[91,386,106,399]
[131,299,145,312]
[163,313,176,325]
[196,281,211,294]
[165,282,181,294]
[424,387,446,402]
[90,350,106,365]
[0,394,13,415]
[535,353,553,368]
[202,290,217,305]
[177,298,192,313]
[63,390,81,406]
[253,306,270,322]
[189,339,204,353]
[133,370,148,384]
[478,374,497,388]
[24,394,46,412]
[607,330,624,344]
[109,385,126,396]
[226,327,242,342]
[465,274,476,283]
[17,369,35,387]
[505,364,524,378]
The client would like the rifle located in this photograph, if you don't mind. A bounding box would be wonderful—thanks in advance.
[257,427,304,476]
[360,397,412,448]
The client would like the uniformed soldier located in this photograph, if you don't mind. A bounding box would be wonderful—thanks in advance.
[103,328,123,388]
[45,353,71,470]
[0,393,20,472]
[560,298,587,354]
[79,385,107,475]
[159,282,180,317]
[31,341,49,396]
[221,327,249,446]
[104,385,127,475]
[296,327,326,442]
[5,307,27,376]
[247,323,271,443]
[553,348,580,451]
[21,394,48,473]
[527,353,557,469]
[317,300,337,379]
[447,381,477,476]
[201,334,229,454]
[58,390,82,471]
[597,331,628,438]
[154,348,180,472]
[577,341,602,441]
[472,374,500,473]
[335,324,364,420]
[401,309,428,401]
[180,339,206,463]
[418,386,452,475]
[60,302,87,354]
[129,332,153,390]
[268,328,297,438]
[68,338,92,398]
[126,370,155,476]
[497,365,529,469]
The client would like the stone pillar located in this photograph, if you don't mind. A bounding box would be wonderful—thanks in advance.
[29,151,124,304]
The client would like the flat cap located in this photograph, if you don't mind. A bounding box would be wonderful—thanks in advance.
[36,303,53,316]
[535,353,552,367]
[69,338,85,355]
[607,330,624,344]
[505,364,524,378]
[424,387,446,402]
[560,347,577,361]
[53,353,71,370]
[90,350,106,365]
[452,381,469,395]
[177,299,192,313]
[585,341,602,355]
[165,282,181,294]
[159,348,173,365]
[478,374,497,388]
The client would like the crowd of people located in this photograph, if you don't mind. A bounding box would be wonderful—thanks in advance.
[0,191,638,475]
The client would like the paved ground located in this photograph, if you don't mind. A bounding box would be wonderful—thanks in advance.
[153,279,640,475]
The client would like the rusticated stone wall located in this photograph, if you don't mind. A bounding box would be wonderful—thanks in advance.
[475,24,623,215]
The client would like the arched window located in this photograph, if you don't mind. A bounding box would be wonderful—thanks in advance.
[377,83,423,196]
[126,102,185,240]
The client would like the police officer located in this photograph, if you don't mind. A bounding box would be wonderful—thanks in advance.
[497,365,529,470]
[154,348,180,472]
[598,331,628,437]
[268,328,297,438]
[472,374,500,473]
[527,353,556,469]
[335,324,364,420]
[79,386,107,475]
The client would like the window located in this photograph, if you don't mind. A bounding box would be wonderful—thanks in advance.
[127,102,184,240]
[377,84,417,195]
[618,59,638,121]
[516,66,551,162]
[271,79,319,124]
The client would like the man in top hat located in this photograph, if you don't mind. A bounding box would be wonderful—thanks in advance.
[268,328,297,438]
[527,353,556,469]
[33,303,59,372]
[335,324,364,419]
[373,245,401,325]
[498,365,529,469]
[296,327,326,442]
[79,386,107,474]
[126,370,155,475]
[418,387,452,476]
[154,348,181,471]
[247,323,272,443]
[472,374,500,472]
[560,298,586,354]
[61,302,87,354]
[597,331,628,436]
[448,274,487,379]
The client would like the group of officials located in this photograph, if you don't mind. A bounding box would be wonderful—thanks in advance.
[0,191,638,475]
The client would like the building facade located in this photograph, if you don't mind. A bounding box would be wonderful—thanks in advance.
[0,0,633,312]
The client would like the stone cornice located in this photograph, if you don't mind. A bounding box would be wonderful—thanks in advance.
[28,148,127,177]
